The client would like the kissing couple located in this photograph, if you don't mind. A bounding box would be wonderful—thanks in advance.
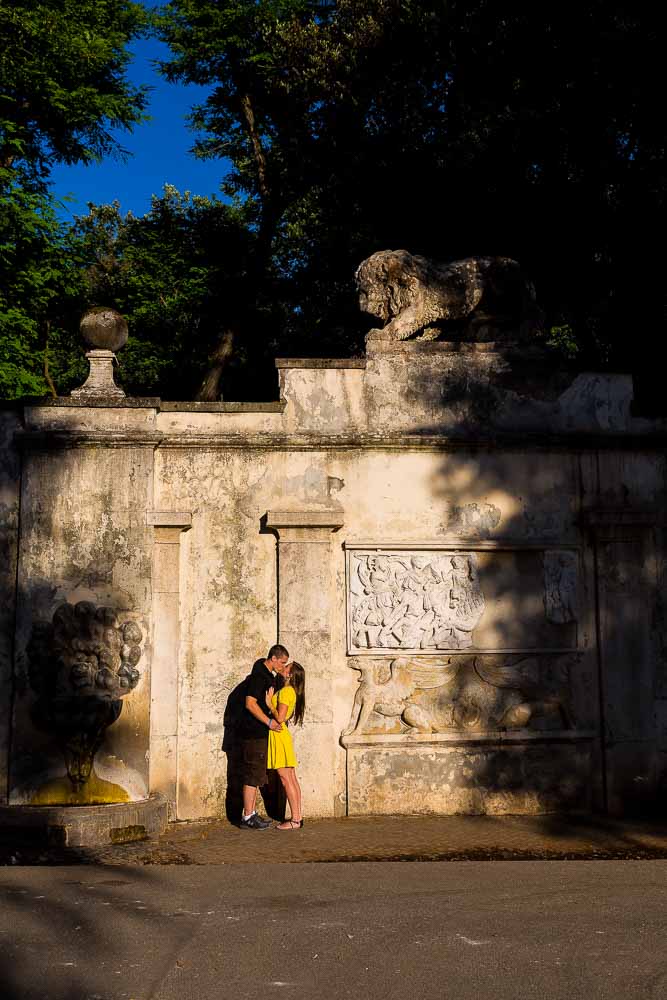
[239,644,306,830]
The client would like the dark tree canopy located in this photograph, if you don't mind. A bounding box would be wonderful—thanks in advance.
[71,190,270,399]
[157,0,665,385]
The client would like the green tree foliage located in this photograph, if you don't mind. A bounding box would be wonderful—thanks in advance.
[70,187,273,399]
[158,0,401,394]
[0,181,86,398]
[0,0,148,181]
[0,0,148,398]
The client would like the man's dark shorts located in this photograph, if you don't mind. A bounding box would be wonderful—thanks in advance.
[241,737,268,787]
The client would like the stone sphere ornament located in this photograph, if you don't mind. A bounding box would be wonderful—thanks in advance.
[79,306,129,352]
[71,306,127,398]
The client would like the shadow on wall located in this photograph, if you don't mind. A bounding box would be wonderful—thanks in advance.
[221,677,286,824]
[424,440,667,816]
[345,420,667,817]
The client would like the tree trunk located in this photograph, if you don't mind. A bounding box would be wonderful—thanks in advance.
[43,320,57,398]
[197,86,279,401]
[239,90,281,263]
[195,328,235,401]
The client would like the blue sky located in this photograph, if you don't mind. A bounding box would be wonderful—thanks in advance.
[49,37,228,220]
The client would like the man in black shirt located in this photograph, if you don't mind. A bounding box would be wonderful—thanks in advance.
[239,643,289,829]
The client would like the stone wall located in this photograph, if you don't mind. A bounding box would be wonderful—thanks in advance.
[0,408,21,805]
[1,340,666,818]
[7,406,156,805]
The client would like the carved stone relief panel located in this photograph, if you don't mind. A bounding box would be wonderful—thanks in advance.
[349,550,485,651]
[342,654,579,739]
[446,502,501,537]
[544,550,578,623]
[346,545,580,654]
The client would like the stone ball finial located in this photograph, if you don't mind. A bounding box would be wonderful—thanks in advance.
[80,306,128,352]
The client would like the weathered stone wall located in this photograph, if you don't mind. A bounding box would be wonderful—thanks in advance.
[7,404,157,805]
[2,341,666,819]
[0,408,21,804]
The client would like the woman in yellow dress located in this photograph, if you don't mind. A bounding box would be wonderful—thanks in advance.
[266,661,306,829]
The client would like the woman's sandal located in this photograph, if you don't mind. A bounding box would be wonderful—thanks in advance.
[276,819,303,830]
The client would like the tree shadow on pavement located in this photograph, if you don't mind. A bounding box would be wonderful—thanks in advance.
[0,864,191,1000]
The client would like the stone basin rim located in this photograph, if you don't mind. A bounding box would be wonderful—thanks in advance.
[0,794,165,818]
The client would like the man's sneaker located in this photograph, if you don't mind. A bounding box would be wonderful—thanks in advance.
[239,813,271,830]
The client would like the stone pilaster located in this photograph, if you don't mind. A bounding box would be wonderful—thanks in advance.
[264,510,344,817]
[147,512,192,819]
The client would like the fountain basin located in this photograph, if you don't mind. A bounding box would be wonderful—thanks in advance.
[0,794,167,848]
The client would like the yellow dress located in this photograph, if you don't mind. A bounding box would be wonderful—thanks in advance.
[267,686,297,768]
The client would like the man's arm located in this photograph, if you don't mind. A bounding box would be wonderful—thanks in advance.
[245,695,282,731]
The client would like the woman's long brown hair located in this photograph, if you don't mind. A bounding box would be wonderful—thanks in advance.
[289,661,306,726]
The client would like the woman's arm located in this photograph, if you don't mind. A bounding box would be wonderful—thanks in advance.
[273,701,289,724]
[265,686,289,724]
[245,695,281,731]
[272,687,296,725]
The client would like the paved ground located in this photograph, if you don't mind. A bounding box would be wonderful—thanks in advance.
[2,812,667,866]
[2,861,666,1000]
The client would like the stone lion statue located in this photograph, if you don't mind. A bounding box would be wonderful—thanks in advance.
[355,249,542,342]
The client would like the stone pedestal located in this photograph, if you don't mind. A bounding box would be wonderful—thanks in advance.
[265,510,344,816]
[71,350,125,399]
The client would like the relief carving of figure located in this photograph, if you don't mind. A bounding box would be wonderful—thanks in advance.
[424,554,486,648]
[544,551,578,624]
[350,551,485,651]
[460,658,576,731]
[342,655,576,738]
[343,657,459,736]
[353,554,400,647]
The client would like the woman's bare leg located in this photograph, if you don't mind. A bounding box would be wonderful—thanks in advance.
[291,769,302,821]
[275,768,292,821]
[289,767,303,822]
[277,767,301,826]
